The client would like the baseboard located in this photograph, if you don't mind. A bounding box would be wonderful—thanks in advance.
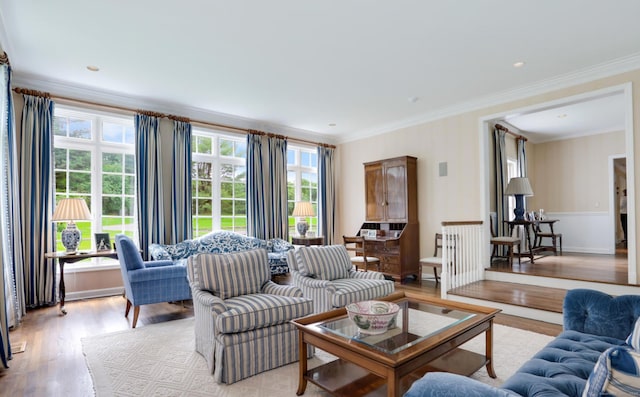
[65,287,123,302]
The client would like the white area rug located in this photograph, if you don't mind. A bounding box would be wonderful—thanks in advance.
[82,317,554,397]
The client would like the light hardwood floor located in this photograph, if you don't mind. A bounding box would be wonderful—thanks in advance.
[0,282,562,397]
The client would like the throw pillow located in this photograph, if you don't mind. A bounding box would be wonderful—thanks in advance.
[191,248,270,299]
[296,245,351,281]
[582,346,640,397]
[626,316,640,350]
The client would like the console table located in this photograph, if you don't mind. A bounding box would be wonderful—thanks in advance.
[45,250,119,315]
[291,236,324,246]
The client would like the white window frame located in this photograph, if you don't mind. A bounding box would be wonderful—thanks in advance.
[53,105,136,271]
[192,128,247,236]
[287,145,318,236]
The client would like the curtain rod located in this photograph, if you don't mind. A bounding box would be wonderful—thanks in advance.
[495,123,527,141]
[12,86,336,149]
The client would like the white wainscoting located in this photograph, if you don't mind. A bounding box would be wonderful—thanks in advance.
[545,211,614,254]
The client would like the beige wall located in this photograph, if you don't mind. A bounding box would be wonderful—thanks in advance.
[13,68,640,295]
[337,69,640,283]
[528,131,625,212]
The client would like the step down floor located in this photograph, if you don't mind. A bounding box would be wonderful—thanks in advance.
[448,280,566,313]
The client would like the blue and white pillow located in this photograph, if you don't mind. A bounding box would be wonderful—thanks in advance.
[583,346,640,397]
[626,316,640,350]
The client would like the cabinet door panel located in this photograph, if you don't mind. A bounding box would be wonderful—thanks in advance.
[365,163,385,221]
[385,163,407,221]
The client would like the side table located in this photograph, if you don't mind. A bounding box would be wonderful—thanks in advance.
[291,236,324,246]
[44,250,119,315]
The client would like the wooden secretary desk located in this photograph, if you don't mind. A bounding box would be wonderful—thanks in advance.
[356,155,419,282]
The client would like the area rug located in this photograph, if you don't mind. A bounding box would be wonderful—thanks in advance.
[82,317,554,397]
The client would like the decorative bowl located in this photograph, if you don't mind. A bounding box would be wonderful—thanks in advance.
[346,300,400,335]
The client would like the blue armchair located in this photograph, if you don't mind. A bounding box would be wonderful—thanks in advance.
[115,234,191,328]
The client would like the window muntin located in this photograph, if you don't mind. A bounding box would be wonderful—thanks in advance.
[53,106,137,255]
[287,146,318,236]
[192,129,247,237]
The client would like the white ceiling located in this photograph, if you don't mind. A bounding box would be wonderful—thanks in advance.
[504,93,627,143]
[1,1,640,144]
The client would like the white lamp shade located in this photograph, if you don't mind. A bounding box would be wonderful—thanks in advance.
[292,202,315,217]
[52,198,92,221]
[504,177,534,196]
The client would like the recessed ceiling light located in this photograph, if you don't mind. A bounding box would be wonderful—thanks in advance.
[86,65,100,72]
[328,123,336,127]
[513,61,525,68]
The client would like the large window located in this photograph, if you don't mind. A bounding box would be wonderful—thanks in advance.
[192,129,247,237]
[53,106,136,257]
[287,146,318,236]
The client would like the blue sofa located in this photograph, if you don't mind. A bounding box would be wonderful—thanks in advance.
[404,289,640,397]
[148,231,294,276]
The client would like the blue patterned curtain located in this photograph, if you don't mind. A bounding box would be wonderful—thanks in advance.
[317,145,335,244]
[246,131,288,240]
[494,128,508,237]
[170,119,192,244]
[135,113,165,259]
[20,94,55,308]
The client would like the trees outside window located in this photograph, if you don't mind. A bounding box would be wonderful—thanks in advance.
[53,106,136,253]
[287,146,318,236]
[192,130,246,237]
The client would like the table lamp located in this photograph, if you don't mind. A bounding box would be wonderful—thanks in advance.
[504,177,534,221]
[52,198,92,253]
[292,202,315,237]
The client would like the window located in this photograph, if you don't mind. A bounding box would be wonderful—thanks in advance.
[192,129,247,237]
[287,146,318,236]
[53,106,136,261]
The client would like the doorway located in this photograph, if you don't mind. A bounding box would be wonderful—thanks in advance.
[480,83,636,285]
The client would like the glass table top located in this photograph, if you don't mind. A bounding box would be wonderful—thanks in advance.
[319,299,476,354]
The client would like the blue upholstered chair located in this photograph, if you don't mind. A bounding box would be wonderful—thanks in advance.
[187,248,313,384]
[287,245,395,313]
[115,234,191,328]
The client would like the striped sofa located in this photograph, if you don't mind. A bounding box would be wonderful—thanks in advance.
[288,245,395,313]
[187,248,313,384]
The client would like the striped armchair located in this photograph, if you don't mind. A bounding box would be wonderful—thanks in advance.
[187,248,313,384]
[287,245,395,313]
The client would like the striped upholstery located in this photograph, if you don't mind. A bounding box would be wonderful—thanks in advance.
[191,249,269,299]
[330,278,395,309]
[297,245,352,280]
[217,294,312,333]
[187,249,314,384]
[288,245,395,313]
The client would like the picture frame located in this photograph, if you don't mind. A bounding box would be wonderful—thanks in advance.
[94,233,111,251]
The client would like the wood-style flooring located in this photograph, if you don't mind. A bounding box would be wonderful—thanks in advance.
[488,250,628,285]
[1,281,562,397]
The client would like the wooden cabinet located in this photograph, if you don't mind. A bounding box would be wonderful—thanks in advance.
[364,156,417,223]
[359,156,419,282]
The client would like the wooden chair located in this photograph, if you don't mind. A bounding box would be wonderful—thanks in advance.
[490,217,521,266]
[419,233,450,285]
[343,235,380,272]
[533,222,563,255]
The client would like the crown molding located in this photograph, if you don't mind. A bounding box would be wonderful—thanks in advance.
[11,72,336,146]
[338,52,640,144]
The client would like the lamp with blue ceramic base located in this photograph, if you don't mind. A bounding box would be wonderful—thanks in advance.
[504,177,534,221]
[292,201,315,238]
[52,198,92,254]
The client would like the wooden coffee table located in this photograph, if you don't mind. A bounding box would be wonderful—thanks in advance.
[292,291,501,397]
